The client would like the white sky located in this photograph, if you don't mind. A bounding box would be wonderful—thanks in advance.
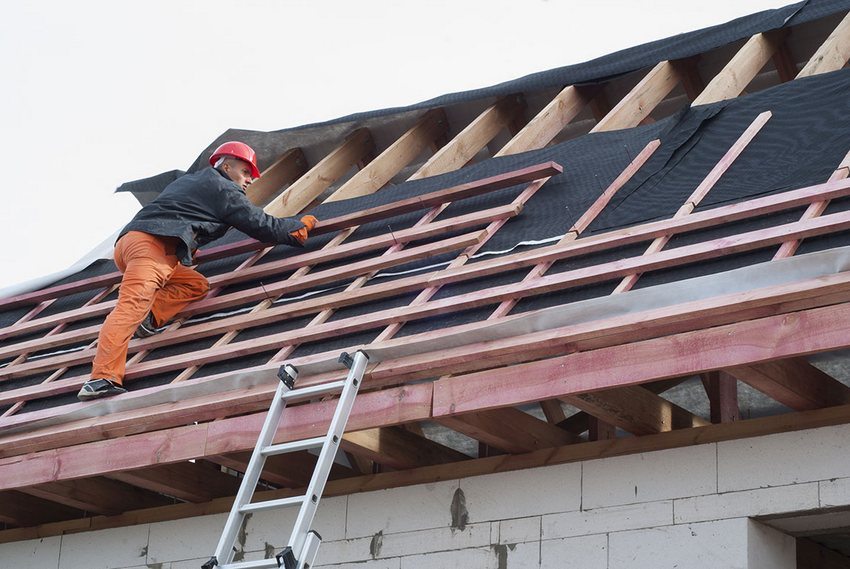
[0,0,792,291]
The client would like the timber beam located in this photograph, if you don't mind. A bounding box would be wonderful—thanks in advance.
[797,11,850,78]
[726,357,850,411]
[437,408,577,454]
[245,148,308,207]
[326,108,449,202]
[342,426,469,469]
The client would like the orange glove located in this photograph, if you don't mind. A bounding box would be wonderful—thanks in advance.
[289,215,318,245]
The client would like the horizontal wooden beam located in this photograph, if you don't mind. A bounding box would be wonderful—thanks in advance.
[13,197,850,390]
[6,262,850,448]
[0,384,433,491]
[0,161,559,313]
[6,402,850,542]
[431,301,850,417]
[0,204,520,361]
[0,491,82,527]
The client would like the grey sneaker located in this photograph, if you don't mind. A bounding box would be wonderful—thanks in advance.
[77,379,127,401]
[134,313,161,339]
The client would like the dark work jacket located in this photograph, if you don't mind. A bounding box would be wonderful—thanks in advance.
[120,167,305,266]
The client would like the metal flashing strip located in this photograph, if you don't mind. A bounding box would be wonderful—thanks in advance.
[6,244,850,436]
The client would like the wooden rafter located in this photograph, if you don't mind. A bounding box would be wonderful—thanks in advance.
[797,10,850,78]
[563,386,709,435]
[20,477,172,516]
[591,60,682,132]
[496,85,594,156]
[245,148,308,207]
[437,408,576,454]
[263,128,376,216]
[106,462,240,503]
[726,358,850,411]
[692,30,788,105]
[7,402,850,543]
[326,108,449,202]
[410,96,525,180]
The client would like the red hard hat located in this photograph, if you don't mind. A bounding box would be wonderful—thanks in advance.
[209,141,261,179]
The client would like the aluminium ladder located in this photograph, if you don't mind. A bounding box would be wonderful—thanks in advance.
[202,350,369,569]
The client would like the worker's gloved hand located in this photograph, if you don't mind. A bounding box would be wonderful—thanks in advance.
[289,215,318,245]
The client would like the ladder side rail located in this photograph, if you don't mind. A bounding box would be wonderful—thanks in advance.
[211,374,294,567]
[286,351,369,560]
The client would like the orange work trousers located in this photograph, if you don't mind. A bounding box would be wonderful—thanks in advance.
[91,231,209,384]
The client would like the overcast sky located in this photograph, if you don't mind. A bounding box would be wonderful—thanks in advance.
[0,0,792,292]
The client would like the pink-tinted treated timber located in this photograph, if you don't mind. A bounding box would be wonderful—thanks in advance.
[432,300,850,417]
[0,383,431,490]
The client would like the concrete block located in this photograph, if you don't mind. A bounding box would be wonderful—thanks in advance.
[58,524,152,569]
[318,523,490,565]
[543,500,672,539]
[146,513,226,564]
[460,463,581,522]
[583,444,716,508]
[748,520,795,569]
[540,534,607,569]
[0,536,61,569]
[609,518,748,569]
[399,546,498,569]
[346,480,458,539]
[674,482,820,524]
[242,494,347,553]
[820,476,850,507]
[718,424,850,492]
[318,559,400,569]
[498,516,541,545]
[312,536,374,565]
[498,541,540,569]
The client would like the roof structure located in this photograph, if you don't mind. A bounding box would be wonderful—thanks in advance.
[3,0,850,553]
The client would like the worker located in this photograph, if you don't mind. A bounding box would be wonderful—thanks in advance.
[78,141,317,401]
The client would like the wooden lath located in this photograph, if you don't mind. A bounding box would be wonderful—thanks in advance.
[5,176,850,405]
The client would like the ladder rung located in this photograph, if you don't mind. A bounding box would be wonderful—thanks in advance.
[283,380,346,401]
[240,495,305,514]
[221,558,280,569]
[262,436,327,456]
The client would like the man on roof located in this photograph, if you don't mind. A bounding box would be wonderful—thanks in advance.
[78,141,317,401]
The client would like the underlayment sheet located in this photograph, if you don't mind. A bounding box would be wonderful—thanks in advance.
[7,245,850,435]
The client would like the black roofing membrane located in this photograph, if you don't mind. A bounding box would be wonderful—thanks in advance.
[5,3,850,417]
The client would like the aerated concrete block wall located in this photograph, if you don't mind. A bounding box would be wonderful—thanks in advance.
[6,423,850,568]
